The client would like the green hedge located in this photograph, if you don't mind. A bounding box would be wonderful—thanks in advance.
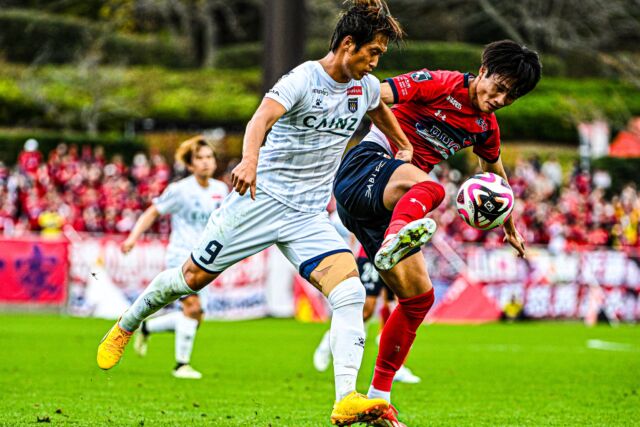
[0,65,261,132]
[0,129,146,164]
[216,40,567,76]
[0,63,638,143]
[0,9,193,68]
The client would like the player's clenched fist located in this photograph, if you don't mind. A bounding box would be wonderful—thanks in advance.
[394,148,413,163]
[231,158,257,199]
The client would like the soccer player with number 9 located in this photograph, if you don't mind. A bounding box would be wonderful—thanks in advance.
[97,2,410,425]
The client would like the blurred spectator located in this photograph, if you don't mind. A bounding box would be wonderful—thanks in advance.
[541,154,563,189]
[38,193,65,238]
[501,295,525,322]
[18,138,42,177]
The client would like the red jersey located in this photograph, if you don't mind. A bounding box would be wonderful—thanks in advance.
[367,69,501,172]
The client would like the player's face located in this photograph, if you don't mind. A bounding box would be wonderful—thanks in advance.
[472,68,517,113]
[190,146,216,178]
[344,34,388,80]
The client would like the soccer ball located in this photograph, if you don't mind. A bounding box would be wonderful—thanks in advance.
[455,172,514,230]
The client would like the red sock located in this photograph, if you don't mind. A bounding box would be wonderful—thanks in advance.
[379,303,391,327]
[385,181,445,237]
[372,289,435,392]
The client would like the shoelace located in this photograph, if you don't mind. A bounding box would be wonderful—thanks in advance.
[105,329,130,353]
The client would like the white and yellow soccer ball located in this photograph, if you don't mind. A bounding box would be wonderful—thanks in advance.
[455,172,514,230]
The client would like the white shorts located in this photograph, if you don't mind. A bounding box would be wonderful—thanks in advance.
[191,189,351,280]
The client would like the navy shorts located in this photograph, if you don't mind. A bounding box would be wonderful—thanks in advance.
[358,256,395,300]
[334,141,413,262]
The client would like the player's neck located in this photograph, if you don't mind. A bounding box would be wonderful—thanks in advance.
[318,52,350,83]
[194,175,209,188]
[467,75,480,111]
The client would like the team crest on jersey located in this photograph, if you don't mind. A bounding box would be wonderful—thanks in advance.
[411,70,432,82]
[476,117,488,131]
[348,98,358,113]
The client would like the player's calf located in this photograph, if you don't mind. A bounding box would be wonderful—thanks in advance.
[369,289,435,401]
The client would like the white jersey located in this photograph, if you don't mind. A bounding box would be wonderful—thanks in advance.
[259,61,381,213]
[153,175,229,267]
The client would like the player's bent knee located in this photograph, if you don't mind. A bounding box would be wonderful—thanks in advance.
[182,258,218,291]
[327,276,366,310]
[310,252,359,295]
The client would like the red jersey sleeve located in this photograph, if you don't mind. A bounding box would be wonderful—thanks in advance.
[472,115,501,163]
[384,69,443,104]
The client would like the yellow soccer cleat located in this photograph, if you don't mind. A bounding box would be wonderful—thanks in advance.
[97,320,132,370]
[330,391,389,426]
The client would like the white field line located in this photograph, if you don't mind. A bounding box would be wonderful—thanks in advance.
[586,339,637,352]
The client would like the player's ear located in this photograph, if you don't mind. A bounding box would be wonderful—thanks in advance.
[341,35,355,52]
[478,66,487,79]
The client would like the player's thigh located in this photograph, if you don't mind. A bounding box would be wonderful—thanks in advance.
[334,141,405,220]
[191,190,279,276]
[278,213,357,296]
[378,251,433,299]
[383,163,434,210]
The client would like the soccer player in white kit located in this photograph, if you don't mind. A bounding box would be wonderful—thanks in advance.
[120,136,228,379]
[98,1,412,424]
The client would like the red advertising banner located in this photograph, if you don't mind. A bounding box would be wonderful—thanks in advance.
[0,237,69,305]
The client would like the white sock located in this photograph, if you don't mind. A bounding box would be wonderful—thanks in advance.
[368,385,391,403]
[175,314,199,365]
[119,268,195,332]
[328,277,366,401]
[317,329,331,355]
[145,311,182,334]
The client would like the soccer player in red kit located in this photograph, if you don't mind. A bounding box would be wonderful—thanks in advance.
[333,40,542,425]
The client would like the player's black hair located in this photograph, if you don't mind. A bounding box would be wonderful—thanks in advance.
[482,40,542,99]
[329,0,404,53]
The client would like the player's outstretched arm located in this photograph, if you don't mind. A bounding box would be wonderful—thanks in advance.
[232,98,287,200]
[367,101,413,162]
[479,156,526,258]
[121,205,160,253]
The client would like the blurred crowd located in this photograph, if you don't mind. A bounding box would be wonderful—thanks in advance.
[432,156,639,250]
[1,139,639,251]
[0,140,174,238]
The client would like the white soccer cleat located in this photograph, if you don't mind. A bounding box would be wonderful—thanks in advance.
[313,342,332,372]
[133,332,148,357]
[172,364,203,379]
[393,365,421,384]
[374,218,437,271]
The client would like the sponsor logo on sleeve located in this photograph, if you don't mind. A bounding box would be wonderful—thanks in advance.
[411,70,432,82]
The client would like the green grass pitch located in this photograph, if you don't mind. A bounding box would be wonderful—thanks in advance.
[0,315,638,426]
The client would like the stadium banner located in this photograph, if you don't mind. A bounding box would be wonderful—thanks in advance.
[424,245,640,322]
[67,235,271,320]
[0,237,68,306]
